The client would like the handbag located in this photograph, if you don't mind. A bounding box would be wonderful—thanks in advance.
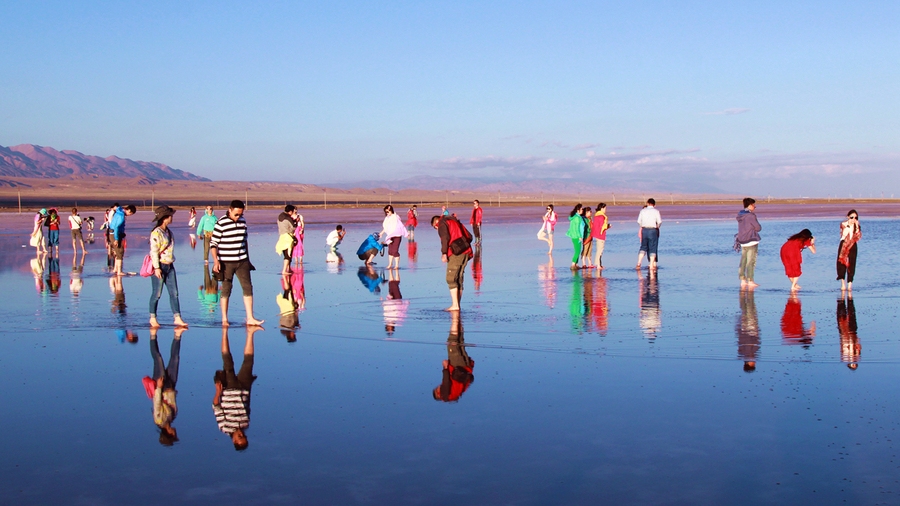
[140,229,172,277]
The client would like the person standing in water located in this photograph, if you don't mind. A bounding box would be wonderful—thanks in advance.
[69,208,87,255]
[196,206,218,264]
[210,200,264,326]
[735,198,762,288]
[566,204,585,270]
[406,205,418,240]
[780,229,816,291]
[837,209,861,292]
[470,200,483,244]
[636,198,661,270]
[591,203,610,269]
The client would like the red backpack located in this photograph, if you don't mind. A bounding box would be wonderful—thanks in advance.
[445,217,473,257]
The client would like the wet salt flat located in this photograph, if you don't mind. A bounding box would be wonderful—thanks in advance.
[4,205,900,505]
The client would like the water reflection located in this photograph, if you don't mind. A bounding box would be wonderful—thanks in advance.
[472,244,482,291]
[433,313,474,403]
[538,258,556,309]
[143,327,183,445]
[45,257,61,295]
[30,254,45,293]
[837,294,860,369]
[639,270,660,339]
[357,265,384,295]
[382,269,408,336]
[198,265,220,313]
[407,239,418,265]
[584,270,609,335]
[568,270,585,333]
[213,326,260,451]
[70,254,84,296]
[326,249,344,273]
[277,270,305,341]
[781,294,815,347]
[736,289,760,372]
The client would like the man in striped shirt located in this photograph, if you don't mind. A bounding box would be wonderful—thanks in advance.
[210,200,264,326]
[213,326,258,450]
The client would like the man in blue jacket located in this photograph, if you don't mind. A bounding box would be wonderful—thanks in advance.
[109,204,136,275]
[735,198,761,288]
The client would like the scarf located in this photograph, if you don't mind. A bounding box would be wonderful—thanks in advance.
[837,220,861,267]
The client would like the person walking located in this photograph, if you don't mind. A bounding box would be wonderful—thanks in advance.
[735,198,762,288]
[837,209,861,292]
[68,207,87,255]
[471,200,483,244]
[210,200,264,326]
[380,205,408,270]
[566,204,586,270]
[538,205,557,254]
[591,203,610,269]
[432,213,474,311]
[148,205,187,328]
[196,206,218,264]
[780,229,816,291]
[406,205,418,240]
[636,198,661,270]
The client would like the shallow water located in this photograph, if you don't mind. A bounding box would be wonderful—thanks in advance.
[4,208,899,505]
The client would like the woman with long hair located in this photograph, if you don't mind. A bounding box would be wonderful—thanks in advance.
[380,205,408,270]
[837,210,860,292]
[566,204,585,270]
[538,204,557,254]
[780,228,816,291]
[149,205,187,328]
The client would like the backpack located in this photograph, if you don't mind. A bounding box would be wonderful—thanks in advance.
[445,217,473,256]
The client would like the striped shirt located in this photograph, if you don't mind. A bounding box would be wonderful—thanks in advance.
[210,214,249,262]
[213,389,250,435]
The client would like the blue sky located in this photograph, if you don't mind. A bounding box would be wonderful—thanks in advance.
[2,1,898,196]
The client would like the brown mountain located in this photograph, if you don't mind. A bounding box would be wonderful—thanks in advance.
[0,144,209,181]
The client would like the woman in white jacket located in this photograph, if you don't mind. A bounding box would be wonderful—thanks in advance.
[379,205,408,270]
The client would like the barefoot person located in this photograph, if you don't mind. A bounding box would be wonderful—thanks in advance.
[148,205,187,328]
[109,204,137,275]
[432,214,474,311]
[31,209,48,255]
[470,200,483,244]
[213,326,260,451]
[406,205,418,240]
[636,198,661,270]
[538,205,557,254]
[735,198,762,288]
[566,204,586,270]
[276,205,298,275]
[591,203,610,269]
[210,200,264,326]
[837,210,861,292]
[69,208,87,255]
[780,229,816,291]
[380,205,408,270]
[196,205,217,263]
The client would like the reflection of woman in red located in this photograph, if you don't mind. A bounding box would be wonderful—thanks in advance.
[781,294,815,347]
[837,294,859,369]
[780,229,816,291]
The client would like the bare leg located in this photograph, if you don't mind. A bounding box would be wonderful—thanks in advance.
[221,296,230,326]
[243,295,264,325]
[282,258,291,275]
[173,313,187,327]
[149,316,160,328]
[445,288,461,311]
[789,277,801,291]
[847,281,852,292]
[649,254,657,270]
[636,252,646,269]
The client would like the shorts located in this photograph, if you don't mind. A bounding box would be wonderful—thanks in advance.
[640,228,659,256]
[445,254,470,290]
[359,248,378,261]
[387,236,402,257]
[219,259,253,298]
[71,229,83,241]
[112,239,125,259]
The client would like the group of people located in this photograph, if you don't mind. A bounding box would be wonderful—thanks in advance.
[30,207,93,257]
[734,197,860,291]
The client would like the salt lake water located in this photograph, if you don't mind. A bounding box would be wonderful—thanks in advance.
[4,205,900,505]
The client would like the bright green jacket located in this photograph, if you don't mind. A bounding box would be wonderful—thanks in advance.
[566,215,585,240]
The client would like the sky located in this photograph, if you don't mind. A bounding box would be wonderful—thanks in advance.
[1,0,898,197]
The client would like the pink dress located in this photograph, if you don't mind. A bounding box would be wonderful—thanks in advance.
[292,222,304,259]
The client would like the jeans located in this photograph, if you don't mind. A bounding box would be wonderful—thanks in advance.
[739,244,758,282]
[149,263,181,317]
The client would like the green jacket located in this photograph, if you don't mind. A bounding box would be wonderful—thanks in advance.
[196,214,217,235]
[566,215,585,240]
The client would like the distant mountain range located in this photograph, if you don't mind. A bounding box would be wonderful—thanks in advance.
[0,144,209,181]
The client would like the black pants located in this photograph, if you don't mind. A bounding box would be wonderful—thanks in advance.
[836,241,857,283]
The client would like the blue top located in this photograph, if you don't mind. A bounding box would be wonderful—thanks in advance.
[356,234,382,255]
[109,207,126,241]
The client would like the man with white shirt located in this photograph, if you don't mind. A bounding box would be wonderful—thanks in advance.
[636,198,661,270]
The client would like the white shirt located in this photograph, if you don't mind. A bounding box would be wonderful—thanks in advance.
[382,214,408,239]
[326,230,342,247]
[68,215,83,230]
[637,206,662,228]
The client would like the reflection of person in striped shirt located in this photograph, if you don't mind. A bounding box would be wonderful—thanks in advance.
[213,326,258,450]
[210,200,264,326]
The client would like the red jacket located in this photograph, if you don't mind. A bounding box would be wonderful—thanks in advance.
[470,207,482,225]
